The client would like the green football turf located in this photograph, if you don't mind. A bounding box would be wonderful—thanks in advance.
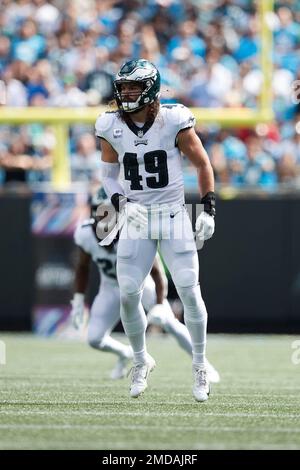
[0,333,300,450]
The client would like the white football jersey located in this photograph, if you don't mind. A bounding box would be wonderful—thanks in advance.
[74,221,118,284]
[95,104,195,206]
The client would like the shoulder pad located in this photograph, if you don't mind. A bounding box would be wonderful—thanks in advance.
[95,111,117,138]
[161,104,195,138]
[161,104,195,130]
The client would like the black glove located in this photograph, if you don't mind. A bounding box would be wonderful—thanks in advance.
[111,193,128,212]
[201,192,216,217]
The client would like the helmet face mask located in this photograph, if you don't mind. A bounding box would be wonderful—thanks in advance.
[114,59,160,113]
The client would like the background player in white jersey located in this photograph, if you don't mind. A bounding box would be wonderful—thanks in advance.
[96,59,216,401]
[70,189,220,382]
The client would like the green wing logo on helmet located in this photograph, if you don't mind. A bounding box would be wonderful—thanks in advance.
[120,61,137,74]
[97,187,108,201]
[91,187,108,206]
[90,187,109,218]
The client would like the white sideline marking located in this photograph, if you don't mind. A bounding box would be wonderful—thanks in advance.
[1,410,300,419]
[0,424,300,433]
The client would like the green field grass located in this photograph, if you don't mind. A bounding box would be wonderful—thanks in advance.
[0,333,300,450]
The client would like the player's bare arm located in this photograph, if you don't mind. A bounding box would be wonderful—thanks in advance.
[177,127,215,241]
[177,127,214,197]
[99,137,126,212]
[150,256,168,304]
[100,138,118,163]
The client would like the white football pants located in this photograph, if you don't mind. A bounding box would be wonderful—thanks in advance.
[117,205,208,366]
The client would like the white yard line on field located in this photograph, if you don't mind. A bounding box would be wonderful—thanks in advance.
[0,409,300,419]
[0,424,300,434]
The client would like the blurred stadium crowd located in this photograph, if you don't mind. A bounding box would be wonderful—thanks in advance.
[1,0,300,189]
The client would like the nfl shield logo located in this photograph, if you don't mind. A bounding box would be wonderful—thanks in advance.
[113,129,123,138]
[138,130,144,138]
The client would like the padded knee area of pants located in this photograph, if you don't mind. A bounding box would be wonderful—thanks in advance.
[173,268,198,290]
[119,276,142,297]
[120,290,142,317]
[88,331,106,349]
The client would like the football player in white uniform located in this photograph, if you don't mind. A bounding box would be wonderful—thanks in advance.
[96,59,216,401]
[70,189,220,383]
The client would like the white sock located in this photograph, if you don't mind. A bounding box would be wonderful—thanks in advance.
[133,347,148,365]
[120,291,148,365]
[177,284,207,366]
